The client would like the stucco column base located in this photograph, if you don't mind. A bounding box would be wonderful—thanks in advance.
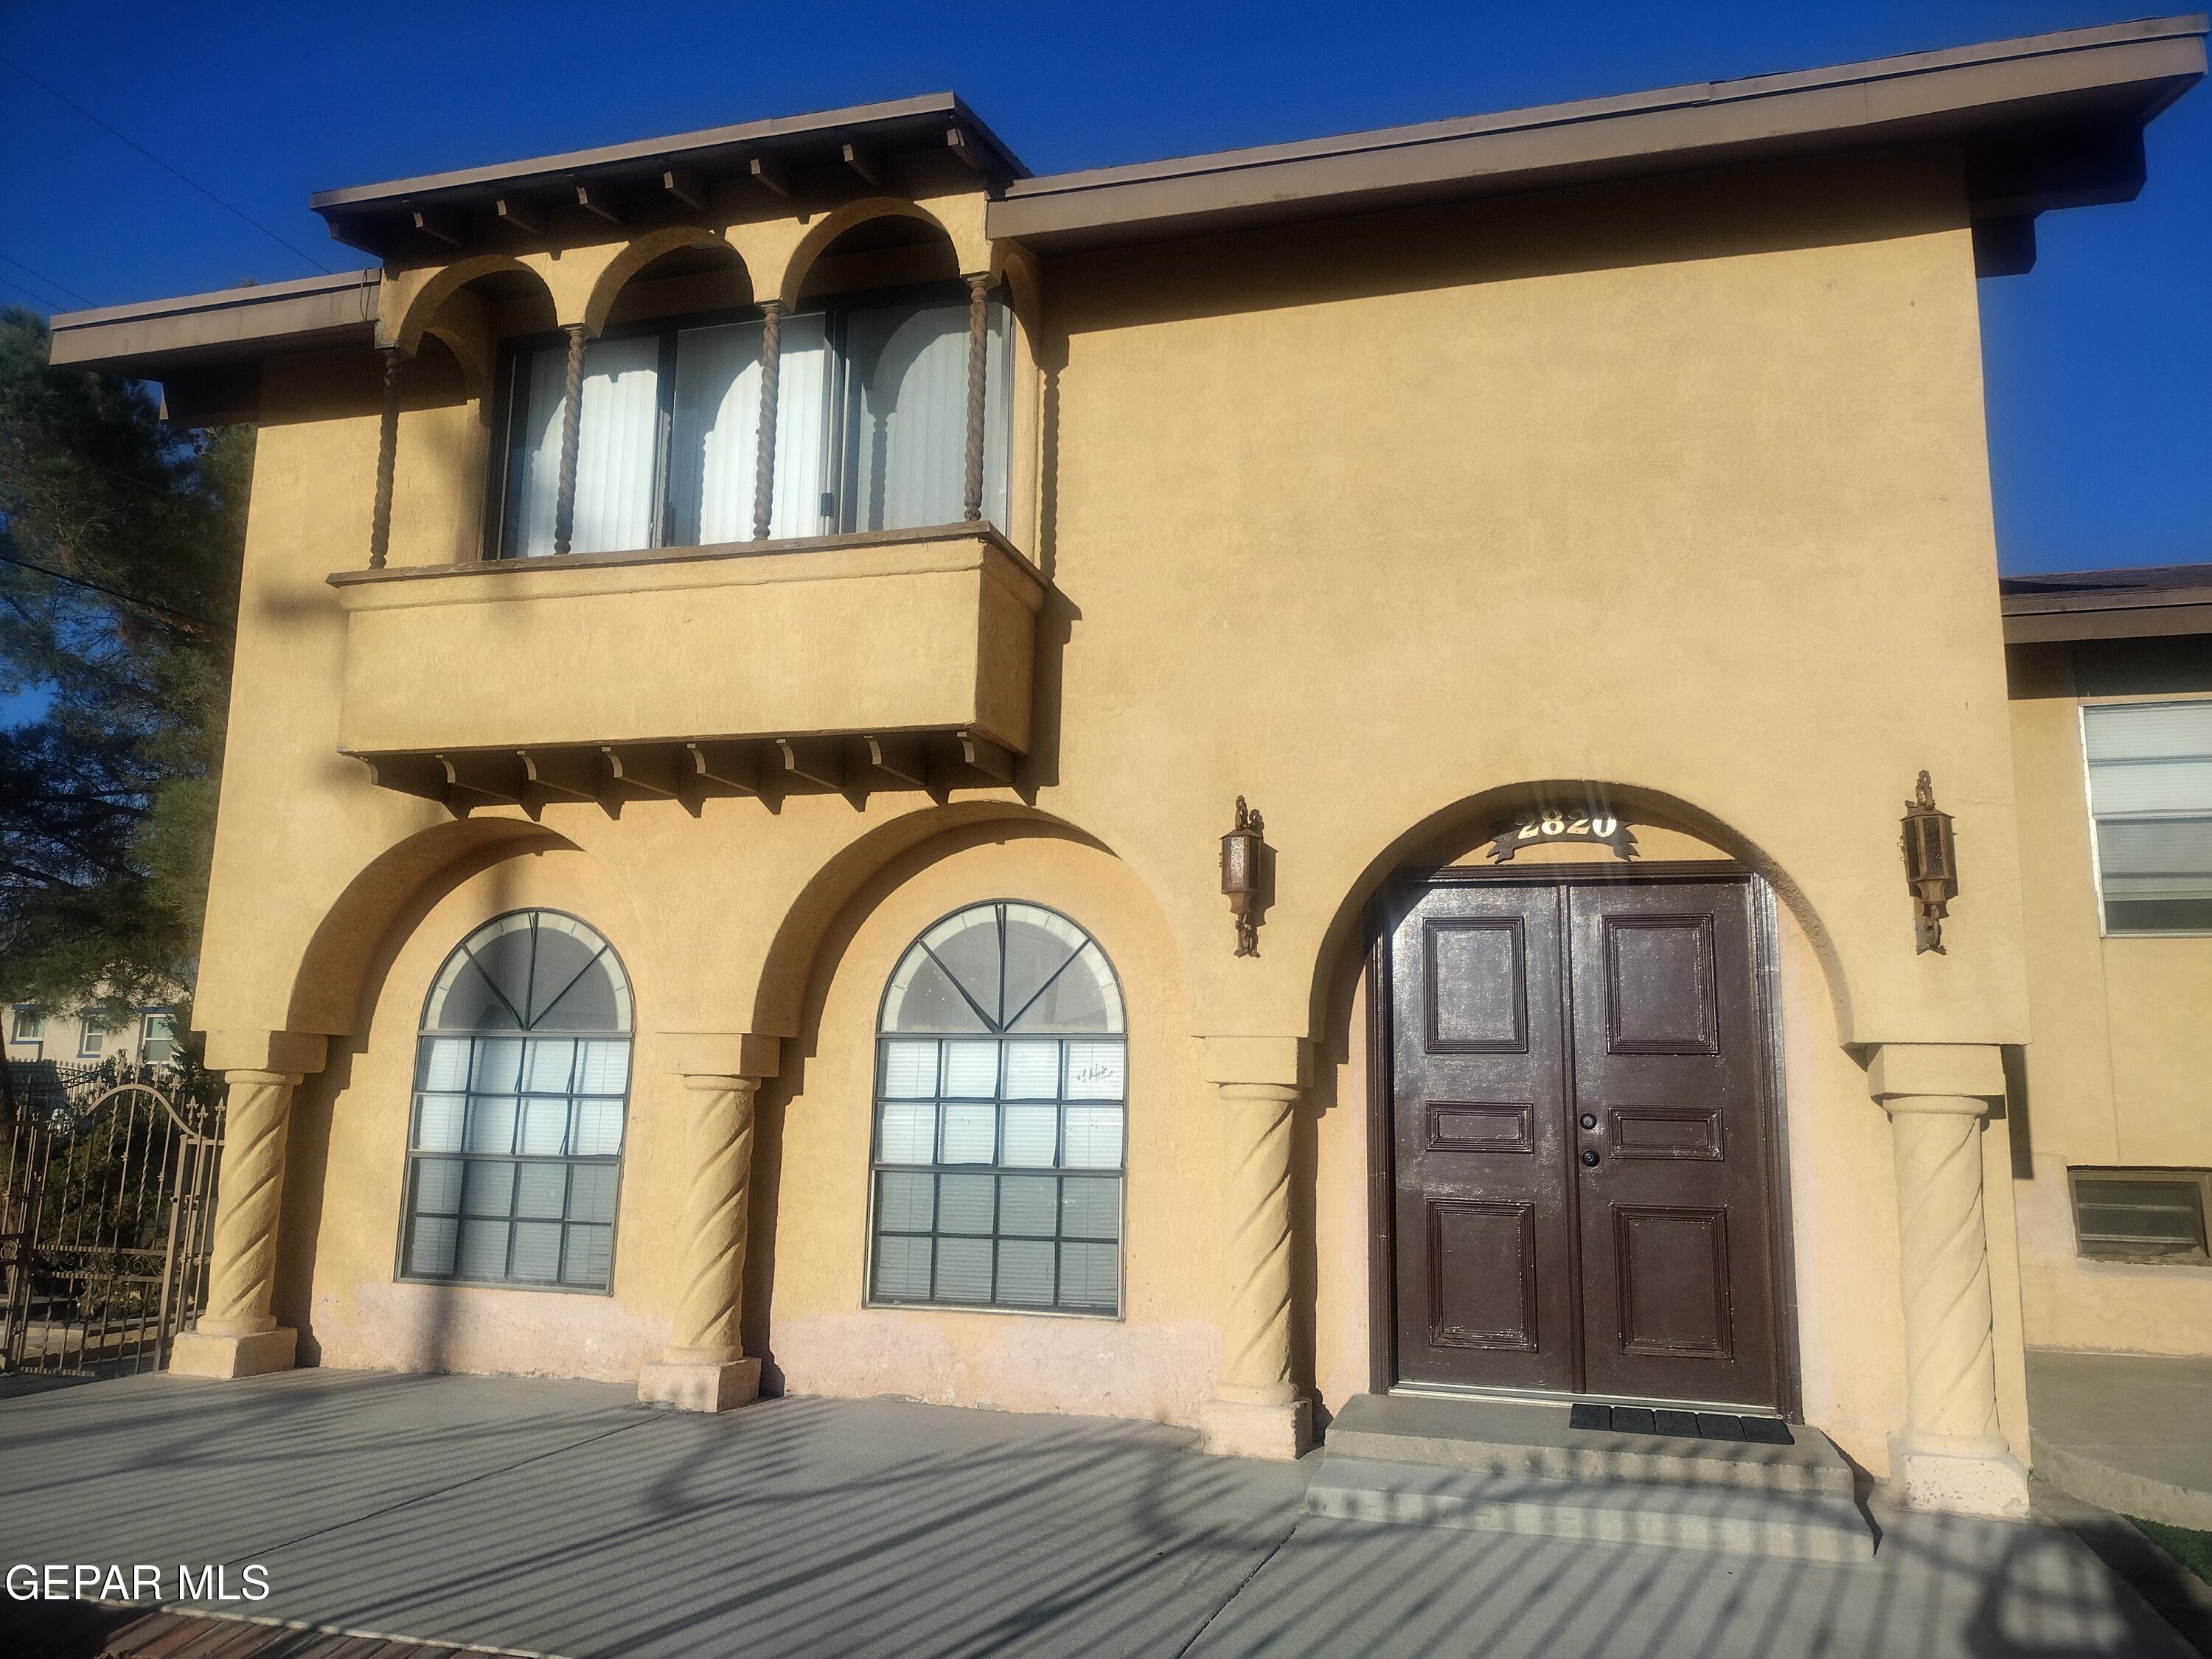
[1200,1397,1312,1462]
[1892,1436,2031,1519]
[637,1354,761,1413]
[168,1325,297,1380]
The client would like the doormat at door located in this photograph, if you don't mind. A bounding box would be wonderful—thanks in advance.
[1568,1402,1792,1444]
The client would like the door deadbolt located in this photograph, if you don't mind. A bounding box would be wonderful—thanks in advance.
[1579,1113,1598,1131]
[1580,1148,1601,1167]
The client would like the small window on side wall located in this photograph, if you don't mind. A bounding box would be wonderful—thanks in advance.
[2083,700,2212,934]
[77,1018,106,1060]
[2070,1168,2211,1264]
[10,1006,41,1046]
[141,1011,176,1065]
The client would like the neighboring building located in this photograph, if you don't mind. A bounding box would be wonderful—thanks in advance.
[2003,566,2212,1353]
[43,17,2206,1520]
[5,1000,178,1070]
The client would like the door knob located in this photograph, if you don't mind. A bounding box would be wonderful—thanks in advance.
[1580,1149,1600,1168]
[1579,1113,1598,1131]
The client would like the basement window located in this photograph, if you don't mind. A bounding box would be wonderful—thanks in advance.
[2070,1168,2212,1264]
[2083,700,2212,934]
[492,288,1010,559]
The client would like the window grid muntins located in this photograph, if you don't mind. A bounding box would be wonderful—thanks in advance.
[2083,699,2212,934]
[869,903,1126,1318]
[400,911,633,1294]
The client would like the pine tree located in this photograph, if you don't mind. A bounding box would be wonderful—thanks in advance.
[0,304,251,1040]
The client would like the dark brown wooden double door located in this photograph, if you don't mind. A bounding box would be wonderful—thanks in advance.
[1388,874,1784,1409]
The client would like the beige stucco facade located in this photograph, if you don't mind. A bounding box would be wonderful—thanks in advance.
[2006,636,2212,1356]
[57,28,2203,1520]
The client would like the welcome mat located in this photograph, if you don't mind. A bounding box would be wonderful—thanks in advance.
[1569,1402,1793,1444]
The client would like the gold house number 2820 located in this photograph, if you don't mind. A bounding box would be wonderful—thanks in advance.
[1516,811,1620,840]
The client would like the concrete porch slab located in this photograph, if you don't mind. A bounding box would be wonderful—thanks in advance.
[0,1368,2199,1658]
[2028,1348,2212,1530]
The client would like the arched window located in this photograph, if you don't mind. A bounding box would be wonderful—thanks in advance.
[400,911,633,1292]
[870,902,1125,1315]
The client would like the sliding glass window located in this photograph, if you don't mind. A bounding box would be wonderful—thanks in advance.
[493,290,1009,560]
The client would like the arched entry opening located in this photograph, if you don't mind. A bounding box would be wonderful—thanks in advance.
[1340,785,1830,1421]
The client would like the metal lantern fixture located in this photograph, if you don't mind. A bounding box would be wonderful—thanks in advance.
[1901,770,1958,954]
[1221,796,1265,957]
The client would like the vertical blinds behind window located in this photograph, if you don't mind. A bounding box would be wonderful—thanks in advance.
[503,336,662,558]
[2084,700,2212,931]
[841,300,1007,534]
[667,315,831,545]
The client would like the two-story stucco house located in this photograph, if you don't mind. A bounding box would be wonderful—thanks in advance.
[44,15,2208,1524]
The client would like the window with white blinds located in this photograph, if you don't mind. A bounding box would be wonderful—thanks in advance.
[493,288,1010,559]
[400,911,633,1292]
[2084,699,2212,933]
[870,902,1125,1316]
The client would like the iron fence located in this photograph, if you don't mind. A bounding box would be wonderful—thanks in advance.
[0,1060,226,1377]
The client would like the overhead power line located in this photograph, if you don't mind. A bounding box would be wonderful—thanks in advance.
[0,53,333,276]
[0,251,91,306]
[0,549,209,629]
[0,273,63,312]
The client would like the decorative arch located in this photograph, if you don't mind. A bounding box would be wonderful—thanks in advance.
[1302,779,1856,1043]
[284,817,574,1037]
[745,802,1089,1039]
[771,196,965,308]
[580,226,749,336]
[382,255,552,358]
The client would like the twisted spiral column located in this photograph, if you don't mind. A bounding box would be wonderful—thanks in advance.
[752,301,785,540]
[663,1075,759,1363]
[368,346,403,568]
[1215,1081,1299,1407]
[961,272,992,523]
[552,322,588,555]
[1886,1093,2008,1458]
[198,1070,298,1338]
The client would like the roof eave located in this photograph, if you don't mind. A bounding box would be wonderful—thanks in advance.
[990,15,2208,250]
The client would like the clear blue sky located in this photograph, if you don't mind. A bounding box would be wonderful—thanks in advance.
[0,0,2205,583]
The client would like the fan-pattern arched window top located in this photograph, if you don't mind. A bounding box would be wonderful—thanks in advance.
[871,902,1125,1316]
[401,911,633,1293]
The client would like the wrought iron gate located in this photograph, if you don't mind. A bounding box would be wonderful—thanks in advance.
[0,1069,225,1377]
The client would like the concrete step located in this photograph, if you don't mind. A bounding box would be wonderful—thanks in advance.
[1324,1391,1856,1496]
[1310,1394,1875,1561]
[1307,1456,1877,1562]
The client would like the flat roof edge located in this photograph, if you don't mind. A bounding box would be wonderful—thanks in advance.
[310,92,1027,211]
[1007,15,2206,201]
[992,15,2206,245]
[47,270,382,372]
[2005,602,2212,642]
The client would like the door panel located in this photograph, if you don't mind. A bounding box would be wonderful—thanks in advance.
[1387,873,1784,1410]
[1390,884,1574,1391]
[1568,880,1780,1407]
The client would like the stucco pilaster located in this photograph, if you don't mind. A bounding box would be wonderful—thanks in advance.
[1197,1036,1312,1460]
[170,1043,324,1381]
[639,1037,780,1413]
[1868,1043,2029,1516]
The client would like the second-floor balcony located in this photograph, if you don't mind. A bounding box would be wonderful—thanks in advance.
[333,523,1043,808]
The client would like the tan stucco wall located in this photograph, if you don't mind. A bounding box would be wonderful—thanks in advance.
[2006,639,2212,1355]
[281,845,681,1381]
[204,143,2042,1447]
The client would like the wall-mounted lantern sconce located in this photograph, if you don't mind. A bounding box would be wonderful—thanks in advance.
[1220,796,1266,957]
[1901,770,1958,954]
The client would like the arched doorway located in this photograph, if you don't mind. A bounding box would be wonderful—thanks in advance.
[1367,799,1796,1416]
